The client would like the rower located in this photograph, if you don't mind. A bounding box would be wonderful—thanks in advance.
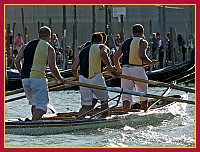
[72,32,119,118]
[113,24,156,111]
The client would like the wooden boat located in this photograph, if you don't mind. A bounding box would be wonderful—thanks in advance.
[5,93,188,136]
[5,78,193,136]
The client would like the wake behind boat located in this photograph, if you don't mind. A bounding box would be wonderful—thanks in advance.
[5,93,188,136]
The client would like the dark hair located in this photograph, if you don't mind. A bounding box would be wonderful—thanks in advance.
[91,32,103,43]
[132,24,144,34]
[39,26,51,38]
[156,32,160,36]
[99,32,107,43]
[167,32,170,37]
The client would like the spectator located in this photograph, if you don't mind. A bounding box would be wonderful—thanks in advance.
[177,33,186,61]
[14,33,24,53]
[114,34,122,50]
[150,33,157,59]
[156,32,164,68]
[66,46,73,60]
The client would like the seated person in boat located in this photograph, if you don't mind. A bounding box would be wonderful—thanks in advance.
[113,24,156,111]
[14,26,64,121]
[72,32,118,118]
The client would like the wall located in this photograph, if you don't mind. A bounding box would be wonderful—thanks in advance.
[5,5,195,47]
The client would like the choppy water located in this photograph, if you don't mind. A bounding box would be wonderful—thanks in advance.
[5,85,195,147]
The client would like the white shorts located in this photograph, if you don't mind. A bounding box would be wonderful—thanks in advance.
[79,73,109,106]
[122,67,148,102]
[22,78,49,112]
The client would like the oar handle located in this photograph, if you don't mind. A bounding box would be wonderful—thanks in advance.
[64,80,106,91]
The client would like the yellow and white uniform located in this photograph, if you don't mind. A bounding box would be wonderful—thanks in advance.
[122,37,148,103]
[21,39,50,112]
[79,44,109,106]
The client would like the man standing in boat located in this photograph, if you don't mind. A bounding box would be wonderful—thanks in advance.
[72,32,118,118]
[14,26,64,121]
[113,24,156,111]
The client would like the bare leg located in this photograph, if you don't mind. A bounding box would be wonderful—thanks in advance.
[31,105,36,116]
[78,105,93,119]
[141,100,148,110]
[123,100,131,112]
[91,98,98,108]
[32,109,45,121]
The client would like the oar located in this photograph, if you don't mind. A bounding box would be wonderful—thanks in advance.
[5,88,24,96]
[104,72,195,93]
[5,77,77,96]
[5,78,77,103]
[145,85,172,111]
[47,104,57,114]
[63,80,194,104]
[5,83,74,103]
[164,65,194,82]
[6,95,26,103]
[176,72,195,83]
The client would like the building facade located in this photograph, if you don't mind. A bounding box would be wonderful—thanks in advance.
[5,5,195,47]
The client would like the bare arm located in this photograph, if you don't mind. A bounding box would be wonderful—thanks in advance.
[100,45,114,72]
[48,45,64,83]
[138,39,155,66]
[113,46,123,73]
[14,45,25,73]
[72,56,80,79]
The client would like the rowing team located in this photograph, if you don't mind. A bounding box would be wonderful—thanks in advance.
[14,24,156,121]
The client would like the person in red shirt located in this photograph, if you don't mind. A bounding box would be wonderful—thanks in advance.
[14,33,24,53]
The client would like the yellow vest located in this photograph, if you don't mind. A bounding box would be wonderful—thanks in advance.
[129,37,142,65]
[89,44,102,78]
[30,40,49,78]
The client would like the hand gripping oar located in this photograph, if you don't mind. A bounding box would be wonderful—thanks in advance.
[63,80,194,105]
[104,72,195,93]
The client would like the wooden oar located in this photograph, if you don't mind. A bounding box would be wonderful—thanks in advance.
[104,72,195,93]
[5,77,77,96]
[5,84,74,103]
[6,95,26,103]
[5,88,24,96]
[47,104,57,114]
[5,78,77,103]
[63,80,194,104]
[145,86,172,112]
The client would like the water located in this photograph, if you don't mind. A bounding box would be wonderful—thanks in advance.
[5,85,195,147]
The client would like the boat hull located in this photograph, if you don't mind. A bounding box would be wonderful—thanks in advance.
[5,102,179,136]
